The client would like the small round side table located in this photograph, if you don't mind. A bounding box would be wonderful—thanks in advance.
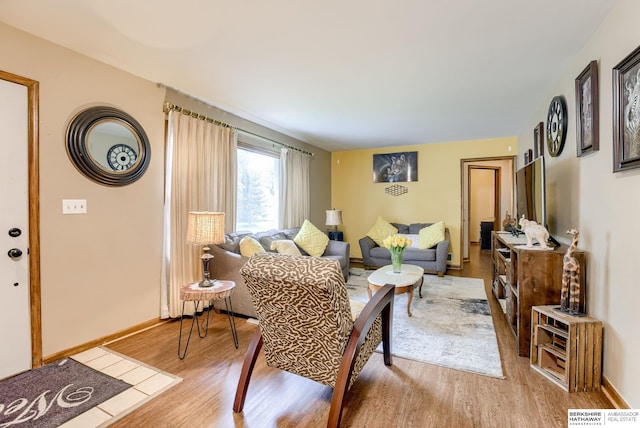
[178,280,239,359]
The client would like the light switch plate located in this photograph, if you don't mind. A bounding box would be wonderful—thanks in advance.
[62,199,87,214]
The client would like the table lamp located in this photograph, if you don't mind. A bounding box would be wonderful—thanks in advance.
[325,209,343,240]
[186,211,225,287]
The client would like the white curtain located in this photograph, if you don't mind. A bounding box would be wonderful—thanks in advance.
[279,147,310,229]
[161,110,237,318]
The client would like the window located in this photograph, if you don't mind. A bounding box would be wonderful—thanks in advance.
[236,147,280,232]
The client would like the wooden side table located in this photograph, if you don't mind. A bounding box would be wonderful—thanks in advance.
[178,280,239,359]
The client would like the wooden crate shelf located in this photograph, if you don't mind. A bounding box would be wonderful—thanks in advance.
[491,231,586,357]
[530,305,603,392]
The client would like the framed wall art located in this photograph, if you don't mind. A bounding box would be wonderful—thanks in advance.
[372,151,418,183]
[575,60,599,157]
[533,122,544,158]
[613,45,640,172]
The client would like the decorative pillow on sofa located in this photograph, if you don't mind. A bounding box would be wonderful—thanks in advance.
[418,221,446,249]
[367,216,398,247]
[294,220,329,257]
[270,239,302,256]
[397,233,420,249]
[259,232,288,252]
[239,236,265,257]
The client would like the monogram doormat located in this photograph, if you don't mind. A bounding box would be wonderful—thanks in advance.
[347,269,505,378]
[0,347,181,427]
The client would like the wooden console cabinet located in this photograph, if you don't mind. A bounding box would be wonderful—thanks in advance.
[491,231,585,357]
[530,305,602,392]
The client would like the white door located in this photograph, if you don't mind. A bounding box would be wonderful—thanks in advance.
[0,78,31,379]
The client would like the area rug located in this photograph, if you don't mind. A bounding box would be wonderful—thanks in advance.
[347,269,504,378]
[0,347,182,428]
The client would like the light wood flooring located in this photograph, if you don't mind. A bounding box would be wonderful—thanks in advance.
[106,244,612,427]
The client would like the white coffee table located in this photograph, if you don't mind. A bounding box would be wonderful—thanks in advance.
[367,264,424,317]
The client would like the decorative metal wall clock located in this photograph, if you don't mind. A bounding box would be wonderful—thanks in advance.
[546,96,568,157]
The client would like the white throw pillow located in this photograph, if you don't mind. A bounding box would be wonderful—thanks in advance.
[270,239,302,256]
[397,233,420,249]
[239,236,264,257]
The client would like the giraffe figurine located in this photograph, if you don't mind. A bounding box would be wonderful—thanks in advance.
[561,226,581,313]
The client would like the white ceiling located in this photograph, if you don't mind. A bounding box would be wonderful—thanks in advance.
[0,0,618,151]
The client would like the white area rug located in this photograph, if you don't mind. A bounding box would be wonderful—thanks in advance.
[61,347,182,427]
[347,269,504,379]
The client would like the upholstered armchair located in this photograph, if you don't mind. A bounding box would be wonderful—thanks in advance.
[234,253,394,427]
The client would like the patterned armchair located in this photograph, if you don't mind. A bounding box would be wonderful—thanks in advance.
[234,253,394,427]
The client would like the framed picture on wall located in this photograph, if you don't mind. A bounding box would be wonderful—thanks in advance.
[613,45,640,172]
[575,60,599,157]
[372,151,418,183]
[533,122,544,158]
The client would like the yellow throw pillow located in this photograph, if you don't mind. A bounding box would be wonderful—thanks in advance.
[418,221,446,249]
[293,220,329,257]
[367,216,398,247]
[239,236,265,257]
[270,239,302,256]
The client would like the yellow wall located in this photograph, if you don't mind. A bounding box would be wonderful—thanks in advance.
[331,137,516,266]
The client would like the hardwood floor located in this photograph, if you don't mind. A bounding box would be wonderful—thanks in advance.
[106,244,611,427]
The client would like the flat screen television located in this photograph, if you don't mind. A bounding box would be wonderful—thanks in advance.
[516,156,546,228]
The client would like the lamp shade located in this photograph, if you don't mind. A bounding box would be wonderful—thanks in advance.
[325,209,343,226]
[186,211,225,245]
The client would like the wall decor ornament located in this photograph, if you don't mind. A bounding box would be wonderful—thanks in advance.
[66,106,151,186]
[613,44,640,172]
[575,60,599,157]
[384,184,408,196]
[373,151,418,183]
[546,96,568,157]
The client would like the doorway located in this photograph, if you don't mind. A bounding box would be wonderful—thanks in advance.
[461,157,515,264]
[0,70,42,378]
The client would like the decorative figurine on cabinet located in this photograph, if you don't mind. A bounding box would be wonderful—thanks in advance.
[560,225,582,314]
[502,211,518,235]
[518,216,551,249]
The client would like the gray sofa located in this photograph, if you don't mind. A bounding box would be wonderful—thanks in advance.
[359,222,450,276]
[210,227,350,318]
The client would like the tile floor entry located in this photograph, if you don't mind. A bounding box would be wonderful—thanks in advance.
[59,347,182,428]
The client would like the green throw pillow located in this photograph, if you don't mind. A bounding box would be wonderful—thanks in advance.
[294,220,329,257]
[418,221,446,249]
[367,216,398,247]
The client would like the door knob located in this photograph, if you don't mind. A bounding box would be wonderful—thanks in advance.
[8,228,22,237]
[8,248,23,259]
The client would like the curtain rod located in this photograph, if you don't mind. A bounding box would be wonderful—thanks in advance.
[163,101,314,157]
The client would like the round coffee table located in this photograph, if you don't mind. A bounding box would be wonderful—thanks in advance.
[367,264,424,317]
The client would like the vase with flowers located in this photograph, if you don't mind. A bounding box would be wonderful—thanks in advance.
[383,234,412,273]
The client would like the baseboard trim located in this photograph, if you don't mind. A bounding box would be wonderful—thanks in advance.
[601,374,630,409]
[43,317,168,364]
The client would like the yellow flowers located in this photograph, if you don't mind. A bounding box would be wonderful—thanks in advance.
[383,234,412,250]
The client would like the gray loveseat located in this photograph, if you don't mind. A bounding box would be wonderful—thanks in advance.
[359,222,450,276]
[210,227,350,318]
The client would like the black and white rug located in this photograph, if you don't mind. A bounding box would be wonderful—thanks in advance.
[347,268,505,378]
[0,347,181,427]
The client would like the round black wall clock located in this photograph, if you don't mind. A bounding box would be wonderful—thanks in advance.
[546,96,568,157]
[107,143,138,171]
